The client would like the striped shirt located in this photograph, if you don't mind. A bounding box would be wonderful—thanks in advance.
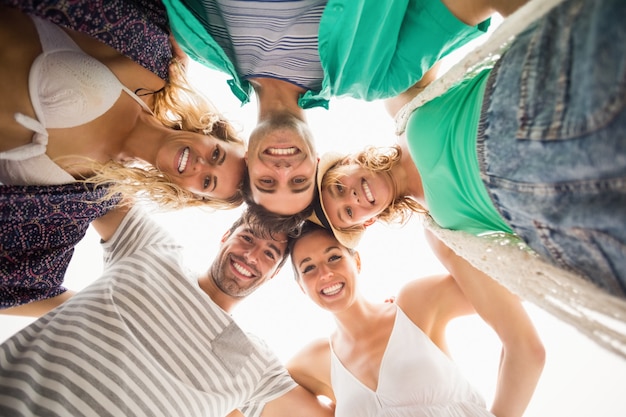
[0,207,296,417]
[197,0,326,90]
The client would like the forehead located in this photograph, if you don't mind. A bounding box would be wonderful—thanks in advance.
[231,225,288,251]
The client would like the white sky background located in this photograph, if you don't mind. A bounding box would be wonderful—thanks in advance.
[3,15,626,416]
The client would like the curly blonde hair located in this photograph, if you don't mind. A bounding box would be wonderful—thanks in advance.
[83,59,245,210]
[323,145,426,229]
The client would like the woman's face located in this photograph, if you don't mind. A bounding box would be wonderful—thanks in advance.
[292,229,360,312]
[321,163,395,229]
[156,132,246,200]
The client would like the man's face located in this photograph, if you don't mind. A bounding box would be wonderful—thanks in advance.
[210,225,288,298]
[246,124,317,215]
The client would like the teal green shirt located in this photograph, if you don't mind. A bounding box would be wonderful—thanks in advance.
[162,0,489,108]
[406,69,513,235]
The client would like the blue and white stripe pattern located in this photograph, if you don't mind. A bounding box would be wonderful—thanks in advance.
[200,0,327,90]
[0,207,295,417]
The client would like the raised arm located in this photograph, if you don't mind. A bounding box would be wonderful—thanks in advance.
[384,63,441,118]
[286,338,335,401]
[424,229,545,417]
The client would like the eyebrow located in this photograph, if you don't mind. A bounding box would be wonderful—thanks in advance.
[243,228,283,258]
[268,243,282,259]
[297,246,340,268]
[254,182,313,194]
[210,175,217,193]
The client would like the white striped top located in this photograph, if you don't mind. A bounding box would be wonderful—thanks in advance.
[0,207,296,417]
[200,0,326,90]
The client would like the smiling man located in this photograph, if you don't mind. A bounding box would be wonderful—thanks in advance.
[244,111,318,216]
[0,202,332,417]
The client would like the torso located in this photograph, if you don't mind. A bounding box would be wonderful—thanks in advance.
[330,303,396,392]
[0,7,163,179]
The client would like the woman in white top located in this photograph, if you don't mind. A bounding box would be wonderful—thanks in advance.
[0,6,246,209]
[287,222,545,417]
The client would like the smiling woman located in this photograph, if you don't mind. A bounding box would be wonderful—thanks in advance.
[0,5,246,209]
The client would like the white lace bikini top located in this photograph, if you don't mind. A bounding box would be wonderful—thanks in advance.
[0,15,153,185]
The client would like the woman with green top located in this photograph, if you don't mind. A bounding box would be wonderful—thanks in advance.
[310,0,626,298]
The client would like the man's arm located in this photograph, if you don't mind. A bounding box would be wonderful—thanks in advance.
[425,230,545,417]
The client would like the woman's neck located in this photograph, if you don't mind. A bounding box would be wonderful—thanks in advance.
[116,110,169,165]
[389,137,426,205]
[333,298,391,341]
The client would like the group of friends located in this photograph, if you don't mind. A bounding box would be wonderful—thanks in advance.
[1,0,624,416]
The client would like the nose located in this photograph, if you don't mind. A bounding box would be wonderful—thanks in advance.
[318,264,333,281]
[273,159,292,169]
[243,247,261,265]
[351,188,359,202]
[193,156,208,171]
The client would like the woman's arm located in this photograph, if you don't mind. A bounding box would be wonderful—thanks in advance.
[285,338,335,404]
[384,63,441,118]
[425,230,545,417]
[0,291,75,317]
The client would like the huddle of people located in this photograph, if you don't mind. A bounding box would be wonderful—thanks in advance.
[1,0,624,415]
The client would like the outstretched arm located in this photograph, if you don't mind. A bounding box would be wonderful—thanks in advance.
[384,63,441,118]
[260,385,333,417]
[425,230,545,417]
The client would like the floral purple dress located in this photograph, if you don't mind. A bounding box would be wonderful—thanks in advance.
[1,0,172,79]
[0,184,120,308]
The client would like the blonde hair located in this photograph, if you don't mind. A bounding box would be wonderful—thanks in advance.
[323,145,426,228]
[84,59,245,210]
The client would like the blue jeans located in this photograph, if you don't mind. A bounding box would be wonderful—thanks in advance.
[477,0,626,297]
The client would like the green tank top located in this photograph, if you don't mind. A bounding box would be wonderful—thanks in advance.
[405,69,513,235]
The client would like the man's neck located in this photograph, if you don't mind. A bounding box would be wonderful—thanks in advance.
[249,77,307,122]
[197,274,238,313]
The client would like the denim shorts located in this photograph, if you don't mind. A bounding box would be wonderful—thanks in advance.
[477,0,626,296]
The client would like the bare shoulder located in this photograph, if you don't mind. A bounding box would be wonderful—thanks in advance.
[287,337,331,371]
[286,338,334,401]
[396,274,475,337]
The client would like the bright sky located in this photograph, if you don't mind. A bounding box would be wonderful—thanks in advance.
[3,14,626,417]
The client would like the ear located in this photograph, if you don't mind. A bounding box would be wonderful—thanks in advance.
[220,230,232,244]
[354,251,362,273]
[363,217,377,227]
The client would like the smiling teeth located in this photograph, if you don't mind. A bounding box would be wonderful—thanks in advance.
[267,147,298,156]
[362,180,375,203]
[321,283,344,296]
[178,147,190,173]
[233,261,252,277]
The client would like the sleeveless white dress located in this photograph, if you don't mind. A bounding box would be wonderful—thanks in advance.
[330,306,495,417]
